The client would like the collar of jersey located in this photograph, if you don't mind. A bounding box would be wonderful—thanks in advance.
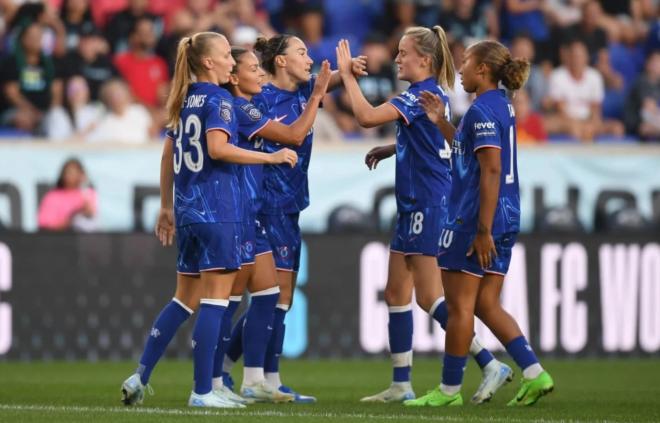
[408,76,437,90]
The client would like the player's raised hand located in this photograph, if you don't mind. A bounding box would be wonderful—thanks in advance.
[351,55,368,77]
[312,60,332,98]
[419,90,446,125]
[272,148,298,167]
[155,207,175,247]
[365,144,395,170]
[336,39,354,77]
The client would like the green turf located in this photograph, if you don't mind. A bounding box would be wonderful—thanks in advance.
[0,358,658,422]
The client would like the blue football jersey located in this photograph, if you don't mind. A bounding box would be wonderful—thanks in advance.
[445,89,520,235]
[251,76,316,214]
[234,96,272,215]
[165,82,242,226]
[388,77,452,212]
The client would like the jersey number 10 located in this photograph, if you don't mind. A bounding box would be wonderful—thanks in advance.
[174,114,204,174]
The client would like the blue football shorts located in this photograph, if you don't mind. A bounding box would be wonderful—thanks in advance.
[437,230,518,278]
[176,222,241,274]
[390,206,446,257]
[258,212,301,272]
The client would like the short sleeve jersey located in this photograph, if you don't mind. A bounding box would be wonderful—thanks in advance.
[165,82,242,226]
[234,96,271,215]
[388,77,452,212]
[446,89,520,235]
[251,76,316,215]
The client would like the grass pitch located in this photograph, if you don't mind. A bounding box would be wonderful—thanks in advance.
[0,358,658,422]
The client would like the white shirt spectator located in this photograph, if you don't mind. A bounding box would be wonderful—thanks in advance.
[549,66,604,120]
[87,104,152,144]
[45,104,103,141]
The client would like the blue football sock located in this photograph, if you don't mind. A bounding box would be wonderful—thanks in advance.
[388,304,413,383]
[226,313,246,363]
[192,299,227,395]
[264,304,288,374]
[430,297,495,370]
[212,296,241,379]
[442,354,468,389]
[505,336,539,371]
[137,299,192,385]
[430,297,448,330]
[244,288,279,368]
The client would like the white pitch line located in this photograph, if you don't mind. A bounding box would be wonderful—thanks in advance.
[0,404,619,423]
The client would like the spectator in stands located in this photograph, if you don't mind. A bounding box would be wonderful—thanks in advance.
[181,0,227,34]
[544,39,625,141]
[624,50,660,141]
[38,157,97,232]
[446,39,471,122]
[326,32,397,137]
[155,8,195,75]
[88,78,153,143]
[113,17,169,109]
[510,33,550,111]
[321,0,382,46]
[500,0,550,49]
[105,0,162,53]
[294,3,340,69]
[0,22,62,134]
[59,0,97,53]
[560,1,608,63]
[514,88,548,142]
[598,0,650,44]
[44,75,102,140]
[4,2,67,57]
[60,27,117,101]
[545,0,585,27]
[222,0,277,39]
[438,0,491,44]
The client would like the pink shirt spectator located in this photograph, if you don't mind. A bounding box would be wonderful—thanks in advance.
[38,188,97,230]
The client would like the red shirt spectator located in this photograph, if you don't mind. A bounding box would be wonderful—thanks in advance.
[114,51,168,107]
[513,89,547,143]
[113,17,168,107]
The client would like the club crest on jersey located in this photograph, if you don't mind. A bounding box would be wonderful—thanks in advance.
[220,100,232,123]
[241,103,263,121]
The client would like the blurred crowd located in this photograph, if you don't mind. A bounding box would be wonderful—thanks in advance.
[1,0,659,143]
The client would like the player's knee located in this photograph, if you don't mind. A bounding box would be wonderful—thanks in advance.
[414,292,433,312]
[384,285,409,306]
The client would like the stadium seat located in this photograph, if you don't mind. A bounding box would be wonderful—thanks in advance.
[594,190,652,233]
[326,204,376,234]
[533,186,585,233]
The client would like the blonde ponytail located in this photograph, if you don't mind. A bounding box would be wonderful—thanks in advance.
[165,32,227,129]
[432,25,455,90]
[403,26,455,89]
[166,37,193,129]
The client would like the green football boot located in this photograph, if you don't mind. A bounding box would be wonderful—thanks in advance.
[507,371,554,406]
[403,386,463,407]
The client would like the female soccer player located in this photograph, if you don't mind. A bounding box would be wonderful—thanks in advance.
[407,40,554,407]
[120,31,297,409]
[336,29,511,404]
[218,34,366,403]
[210,47,332,403]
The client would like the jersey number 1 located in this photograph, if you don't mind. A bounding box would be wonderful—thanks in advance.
[505,125,515,184]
